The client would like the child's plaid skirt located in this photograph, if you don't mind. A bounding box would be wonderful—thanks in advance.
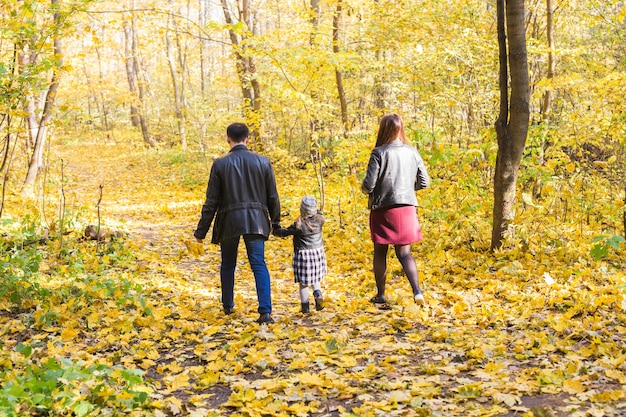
[292,247,327,286]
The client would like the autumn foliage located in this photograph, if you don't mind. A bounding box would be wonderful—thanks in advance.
[1,0,626,415]
[0,130,623,416]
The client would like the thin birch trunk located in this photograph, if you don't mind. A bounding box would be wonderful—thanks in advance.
[22,0,63,196]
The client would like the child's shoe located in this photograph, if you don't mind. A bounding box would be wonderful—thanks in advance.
[313,290,324,311]
[301,302,310,314]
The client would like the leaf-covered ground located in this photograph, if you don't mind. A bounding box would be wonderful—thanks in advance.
[1,136,625,417]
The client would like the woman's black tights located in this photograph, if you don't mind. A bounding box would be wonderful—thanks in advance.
[373,243,422,297]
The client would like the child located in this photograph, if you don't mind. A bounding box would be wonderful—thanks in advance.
[273,196,327,314]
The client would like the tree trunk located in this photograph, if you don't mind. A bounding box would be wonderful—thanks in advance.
[83,48,111,131]
[623,185,626,238]
[166,3,187,150]
[374,49,387,113]
[81,64,95,123]
[123,14,155,147]
[123,20,141,128]
[305,0,321,136]
[23,93,38,152]
[96,47,112,130]
[220,0,262,141]
[132,18,154,147]
[540,0,555,121]
[333,1,349,134]
[19,44,38,152]
[199,0,209,94]
[373,0,387,115]
[22,0,62,197]
[491,0,531,251]
[310,0,320,44]
[1,130,8,175]
[166,33,186,149]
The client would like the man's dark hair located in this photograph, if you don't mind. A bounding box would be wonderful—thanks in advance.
[227,123,249,143]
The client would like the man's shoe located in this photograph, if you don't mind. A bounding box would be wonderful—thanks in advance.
[369,294,387,304]
[224,306,234,315]
[257,313,274,324]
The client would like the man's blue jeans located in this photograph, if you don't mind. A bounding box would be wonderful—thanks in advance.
[220,234,272,314]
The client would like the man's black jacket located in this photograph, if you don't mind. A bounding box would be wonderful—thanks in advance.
[194,144,280,244]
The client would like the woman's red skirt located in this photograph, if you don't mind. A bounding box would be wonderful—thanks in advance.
[369,205,423,245]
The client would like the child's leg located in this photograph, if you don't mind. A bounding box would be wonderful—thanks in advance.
[299,283,309,302]
[299,283,310,313]
[312,283,324,310]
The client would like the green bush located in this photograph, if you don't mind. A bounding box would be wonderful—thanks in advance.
[0,349,152,416]
[591,234,626,261]
[0,218,49,309]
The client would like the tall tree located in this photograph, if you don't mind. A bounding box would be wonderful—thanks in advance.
[220,0,262,141]
[310,0,320,44]
[123,8,155,147]
[372,0,388,115]
[332,0,348,134]
[307,0,321,136]
[95,46,112,131]
[540,0,555,121]
[82,42,112,131]
[123,19,140,128]
[22,0,63,196]
[491,0,531,250]
[166,0,188,150]
[198,0,210,95]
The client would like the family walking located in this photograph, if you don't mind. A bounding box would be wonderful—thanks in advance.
[194,114,430,324]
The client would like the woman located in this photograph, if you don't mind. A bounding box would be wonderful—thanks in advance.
[361,113,430,306]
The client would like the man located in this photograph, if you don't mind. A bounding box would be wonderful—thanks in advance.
[194,123,280,324]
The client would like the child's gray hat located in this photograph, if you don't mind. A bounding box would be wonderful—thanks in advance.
[300,196,318,217]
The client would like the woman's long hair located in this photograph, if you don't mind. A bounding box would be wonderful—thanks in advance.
[375,113,408,147]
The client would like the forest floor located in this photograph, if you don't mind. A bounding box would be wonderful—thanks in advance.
[2,137,625,417]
